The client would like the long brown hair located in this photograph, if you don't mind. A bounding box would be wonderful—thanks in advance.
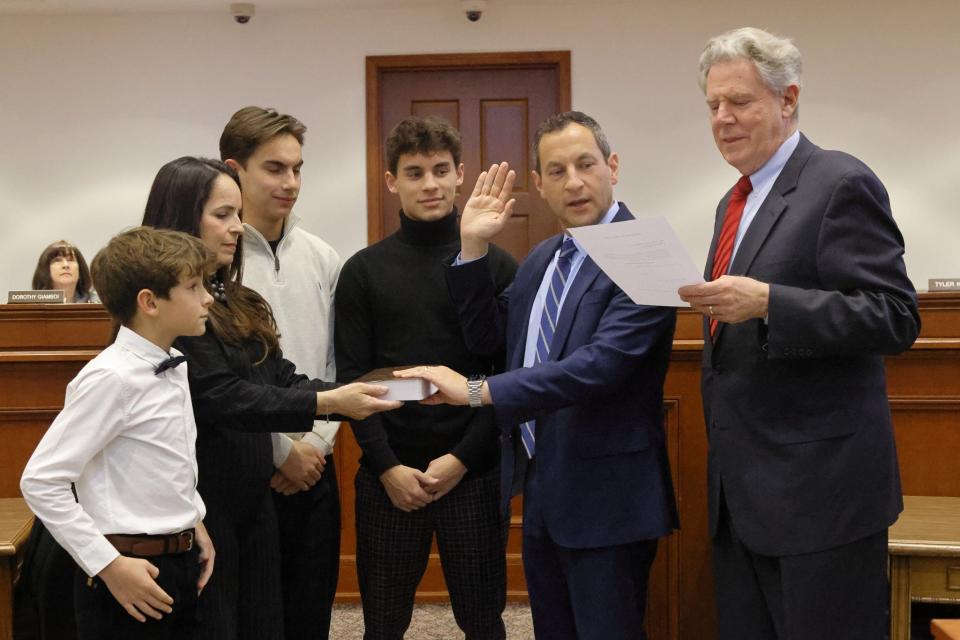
[141,156,279,358]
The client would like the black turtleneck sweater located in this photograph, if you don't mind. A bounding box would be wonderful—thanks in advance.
[335,209,517,476]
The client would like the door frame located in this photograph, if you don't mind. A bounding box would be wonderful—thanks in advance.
[365,51,571,245]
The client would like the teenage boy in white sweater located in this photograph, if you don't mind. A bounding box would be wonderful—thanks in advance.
[21,227,216,639]
[220,106,341,639]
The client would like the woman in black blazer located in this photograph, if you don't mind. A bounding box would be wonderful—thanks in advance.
[142,157,399,640]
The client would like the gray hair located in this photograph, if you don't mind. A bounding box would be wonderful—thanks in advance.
[698,27,803,102]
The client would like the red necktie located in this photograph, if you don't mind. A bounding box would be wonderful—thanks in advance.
[710,175,753,338]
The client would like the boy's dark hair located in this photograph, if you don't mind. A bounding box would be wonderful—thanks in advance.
[385,116,462,175]
[91,226,209,326]
[219,106,307,167]
[31,240,93,298]
[532,110,611,173]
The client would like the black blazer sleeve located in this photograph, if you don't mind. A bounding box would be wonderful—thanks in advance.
[176,330,326,433]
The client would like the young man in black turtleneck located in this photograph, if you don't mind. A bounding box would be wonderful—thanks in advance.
[335,116,517,640]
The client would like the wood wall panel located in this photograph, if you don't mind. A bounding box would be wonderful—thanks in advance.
[411,100,460,128]
[2,294,958,640]
[0,304,110,351]
[890,399,960,496]
[480,99,529,190]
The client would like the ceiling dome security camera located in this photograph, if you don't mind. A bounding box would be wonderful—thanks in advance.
[460,0,487,22]
[230,2,255,24]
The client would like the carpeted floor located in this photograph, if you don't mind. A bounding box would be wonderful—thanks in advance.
[329,602,534,639]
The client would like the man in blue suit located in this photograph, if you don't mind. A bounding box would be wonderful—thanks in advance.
[399,111,678,639]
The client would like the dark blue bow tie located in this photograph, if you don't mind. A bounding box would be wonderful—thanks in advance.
[154,355,187,375]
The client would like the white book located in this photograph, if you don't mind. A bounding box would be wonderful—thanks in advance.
[354,366,438,402]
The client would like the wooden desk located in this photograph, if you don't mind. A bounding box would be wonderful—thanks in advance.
[889,496,960,640]
[4,294,960,640]
[932,619,960,640]
[0,498,34,640]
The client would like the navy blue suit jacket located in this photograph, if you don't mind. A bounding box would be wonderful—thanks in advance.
[447,203,679,549]
[702,135,920,556]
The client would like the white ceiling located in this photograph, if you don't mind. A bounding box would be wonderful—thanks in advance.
[0,0,587,15]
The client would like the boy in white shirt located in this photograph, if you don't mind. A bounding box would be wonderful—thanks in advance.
[21,226,216,639]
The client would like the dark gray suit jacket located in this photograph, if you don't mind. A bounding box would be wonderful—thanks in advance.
[702,134,920,556]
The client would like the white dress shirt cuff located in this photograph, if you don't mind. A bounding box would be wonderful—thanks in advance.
[301,431,333,457]
[453,251,486,266]
[271,433,295,467]
[82,535,122,578]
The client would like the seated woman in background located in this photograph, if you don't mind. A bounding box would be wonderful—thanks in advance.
[31,241,99,302]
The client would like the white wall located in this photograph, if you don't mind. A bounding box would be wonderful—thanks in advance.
[2,0,957,297]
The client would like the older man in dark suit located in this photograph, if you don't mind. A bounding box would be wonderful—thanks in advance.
[679,27,920,640]
[400,111,678,640]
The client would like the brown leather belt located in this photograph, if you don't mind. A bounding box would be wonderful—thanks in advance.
[106,529,195,557]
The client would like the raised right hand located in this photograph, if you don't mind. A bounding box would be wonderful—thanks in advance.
[379,465,440,512]
[98,555,173,622]
[460,162,517,260]
[320,383,402,420]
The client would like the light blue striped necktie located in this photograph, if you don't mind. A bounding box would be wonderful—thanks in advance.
[519,237,578,458]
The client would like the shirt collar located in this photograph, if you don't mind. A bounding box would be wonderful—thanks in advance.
[568,200,620,253]
[749,130,801,188]
[114,325,182,368]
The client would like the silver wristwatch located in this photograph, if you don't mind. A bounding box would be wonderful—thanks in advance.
[467,374,486,408]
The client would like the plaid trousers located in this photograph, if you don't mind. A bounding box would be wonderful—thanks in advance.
[354,465,506,640]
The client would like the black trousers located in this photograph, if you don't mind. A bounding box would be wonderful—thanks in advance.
[354,465,506,640]
[197,483,283,640]
[13,520,78,640]
[73,548,201,640]
[713,494,889,640]
[273,454,341,640]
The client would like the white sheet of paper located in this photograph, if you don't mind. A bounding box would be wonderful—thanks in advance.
[568,217,704,307]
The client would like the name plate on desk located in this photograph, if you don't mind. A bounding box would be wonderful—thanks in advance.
[7,290,65,303]
[929,278,960,292]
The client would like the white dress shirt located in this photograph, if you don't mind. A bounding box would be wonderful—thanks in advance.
[20,325,206,577]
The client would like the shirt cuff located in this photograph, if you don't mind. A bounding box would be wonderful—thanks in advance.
[83,535,122,578]
[453,250,486,266]
[271,433,294,467]
[301,430,333,457]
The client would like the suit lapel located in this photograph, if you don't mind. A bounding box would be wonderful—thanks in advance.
[712,134,815,346]
[728,135,814,277]
[549,203,633,358]
[550,258,602,358]
[512,236,562,369]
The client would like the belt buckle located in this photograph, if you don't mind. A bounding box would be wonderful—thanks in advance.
[179,530,194,552]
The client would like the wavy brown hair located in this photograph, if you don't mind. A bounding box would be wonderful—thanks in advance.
[141,156,279,359]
